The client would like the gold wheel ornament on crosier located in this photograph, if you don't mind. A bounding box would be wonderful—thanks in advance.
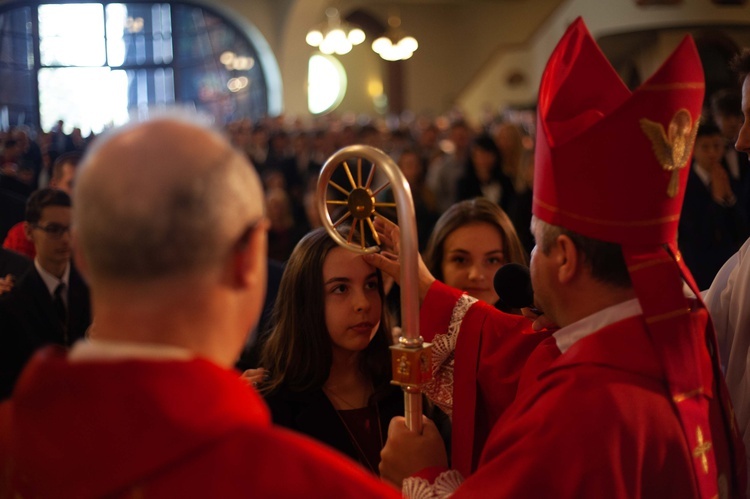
[317,144,432,433]
[317,150,396,253]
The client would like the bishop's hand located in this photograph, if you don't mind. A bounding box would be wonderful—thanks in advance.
[379,415,448,488]
[363,216,435,304]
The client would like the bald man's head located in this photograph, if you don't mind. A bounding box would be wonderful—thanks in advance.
[74,116,265,283]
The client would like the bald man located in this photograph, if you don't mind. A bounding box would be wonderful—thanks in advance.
[0,116,399,498]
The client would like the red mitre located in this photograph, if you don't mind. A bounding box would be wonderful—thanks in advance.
[533,18,746,499]
[533,17,703,245]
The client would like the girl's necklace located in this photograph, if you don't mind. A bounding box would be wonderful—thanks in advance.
[323,386,384,475]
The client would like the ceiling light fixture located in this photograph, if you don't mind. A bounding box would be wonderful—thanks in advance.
[371,15,418,61]
[306,7,365,56]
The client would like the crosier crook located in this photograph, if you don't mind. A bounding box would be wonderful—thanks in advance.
[316,144,432,433]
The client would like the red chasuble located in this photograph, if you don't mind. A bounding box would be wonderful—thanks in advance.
[412,285,740,498]
[461,309,737,498]
[0,348,400,499]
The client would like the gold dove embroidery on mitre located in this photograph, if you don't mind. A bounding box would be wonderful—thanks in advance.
[639,109,699,198]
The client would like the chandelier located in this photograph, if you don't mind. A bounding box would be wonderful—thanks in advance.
[306,7,366,56]
[371,15,418,61]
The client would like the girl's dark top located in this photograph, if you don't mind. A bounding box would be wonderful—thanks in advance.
[263,383,403,475]
[264,382,453,474]
[338,405,383,474]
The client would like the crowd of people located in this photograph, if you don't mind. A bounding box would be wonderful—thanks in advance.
[1,107,538,262]
[1,15,750,499]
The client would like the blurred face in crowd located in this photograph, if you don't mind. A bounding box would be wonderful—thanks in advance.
[693,134,724,169]
[471,146,497,182]
[25,205,72,276]
[398,151,423,187]
[419,126,437,149]
[3,140,20,161]
[716,112,743,144]
[50,162,76,195]
[495,124,519,153]
[450,126,470,154]
[441,222,505,305]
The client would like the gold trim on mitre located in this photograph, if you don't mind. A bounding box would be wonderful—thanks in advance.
[640,82,705,91]
[533,197,680,227]
[640,109,699,198]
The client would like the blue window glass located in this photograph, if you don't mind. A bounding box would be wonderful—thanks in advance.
[0,1,274,133]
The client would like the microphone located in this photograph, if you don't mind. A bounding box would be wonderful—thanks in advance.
[493,263,540,313]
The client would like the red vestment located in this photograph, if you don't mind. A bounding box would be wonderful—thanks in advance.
[2,222,35,259]
[0,348,400,499]
[410,282,742,498]
[419,280,550,476]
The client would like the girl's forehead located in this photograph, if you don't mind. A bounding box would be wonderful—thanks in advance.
[322,246,376,278]
[445,222,503,247]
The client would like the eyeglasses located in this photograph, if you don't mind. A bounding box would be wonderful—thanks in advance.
[33,223,71,238]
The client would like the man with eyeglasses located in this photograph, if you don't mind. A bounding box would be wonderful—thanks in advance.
[0,115,400,498]
[3,151,83,259]
[0,187,91,400]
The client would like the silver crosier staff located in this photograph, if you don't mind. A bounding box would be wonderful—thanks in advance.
[316,144,432,433]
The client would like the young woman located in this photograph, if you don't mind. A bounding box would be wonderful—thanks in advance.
[424,197,528,310]
[257,227,402,475]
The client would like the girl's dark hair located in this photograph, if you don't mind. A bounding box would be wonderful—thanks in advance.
[259,226,392,394]
[423,197,528,281]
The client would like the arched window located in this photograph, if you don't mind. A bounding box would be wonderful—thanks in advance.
[0,1,281,134]
[307,53,346,115]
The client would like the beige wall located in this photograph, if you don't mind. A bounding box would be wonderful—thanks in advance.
[219,0,750,123]
[6,0,750,123]
[458,0,750,121]
[274,0,563,121]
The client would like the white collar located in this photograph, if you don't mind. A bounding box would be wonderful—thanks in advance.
[553,298,642,354]
[35,259,70,296]
[69,338,195,362]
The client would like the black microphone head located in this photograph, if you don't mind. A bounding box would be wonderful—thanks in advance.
[493,263,534,309]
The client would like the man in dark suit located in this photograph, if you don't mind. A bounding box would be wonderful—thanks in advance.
[713,88,750,219]
[679,120,749,289]
[0,188,91,400]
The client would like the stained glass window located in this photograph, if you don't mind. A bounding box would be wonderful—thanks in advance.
[0,1,276,133]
